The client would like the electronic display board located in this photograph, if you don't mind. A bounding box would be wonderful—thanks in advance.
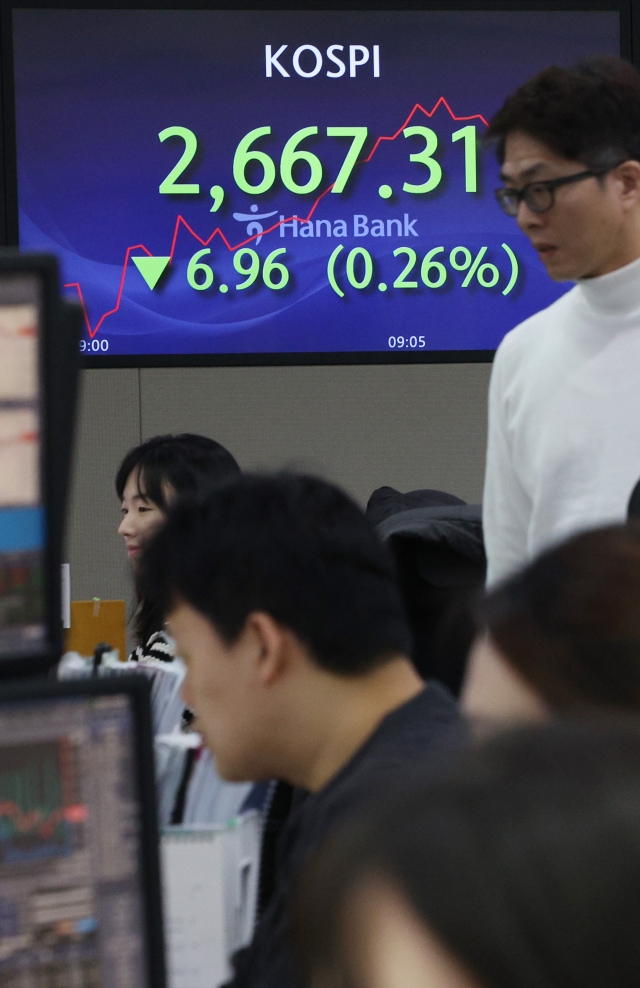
[11,7,621,364]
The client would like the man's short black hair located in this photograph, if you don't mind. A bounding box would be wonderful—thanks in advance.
[138,472,412,675]
[486,57,640,167]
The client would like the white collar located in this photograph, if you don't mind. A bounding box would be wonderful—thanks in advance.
[576,254,640,316]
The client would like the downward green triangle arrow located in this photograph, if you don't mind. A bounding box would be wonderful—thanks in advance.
[132,255,171,290]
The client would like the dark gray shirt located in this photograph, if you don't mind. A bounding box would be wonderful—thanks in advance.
[227,681,464,988]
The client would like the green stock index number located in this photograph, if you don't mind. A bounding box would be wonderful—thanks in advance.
[187,247,290,291]
[158,124,478,196]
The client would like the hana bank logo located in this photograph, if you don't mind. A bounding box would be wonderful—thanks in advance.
[232,204,279,244]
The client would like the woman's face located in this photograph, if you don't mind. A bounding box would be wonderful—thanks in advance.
[341,876,480,988]
[118,469,167,566]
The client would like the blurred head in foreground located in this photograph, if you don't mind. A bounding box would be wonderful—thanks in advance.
[137,472,426,785]
[294,721,640,988]
[462,524,640,725]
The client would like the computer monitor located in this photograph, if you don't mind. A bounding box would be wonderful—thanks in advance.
[0,675,166,988]
[0,253,79,677]
[0,257,53,667]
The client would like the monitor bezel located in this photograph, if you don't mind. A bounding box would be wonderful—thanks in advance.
[1,0,633,368]
[0,673,167,988]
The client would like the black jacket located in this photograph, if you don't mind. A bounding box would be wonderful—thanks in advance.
[368,488,486,695]
[226,682,463,988]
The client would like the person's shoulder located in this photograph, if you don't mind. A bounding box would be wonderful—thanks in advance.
[310,685,464,821]
[276,687,464,905]
[372,682,464,753]
[494,287,578,372]
[129,629,176,663]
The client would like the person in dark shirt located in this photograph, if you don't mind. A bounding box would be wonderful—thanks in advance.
[138,472,463,988]
[294,721,640,988]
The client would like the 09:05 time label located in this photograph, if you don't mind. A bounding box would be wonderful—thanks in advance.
[388,335,425,349]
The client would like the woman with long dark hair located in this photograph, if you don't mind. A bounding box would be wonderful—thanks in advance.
[116,433,248,824]
[116,432,240,659]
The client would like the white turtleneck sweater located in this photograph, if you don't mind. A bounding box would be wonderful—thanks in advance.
[483,253,640,586]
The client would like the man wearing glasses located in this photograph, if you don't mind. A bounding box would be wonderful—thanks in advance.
[483,57,640,585]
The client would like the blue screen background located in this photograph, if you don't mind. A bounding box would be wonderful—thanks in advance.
[13,9,620,357]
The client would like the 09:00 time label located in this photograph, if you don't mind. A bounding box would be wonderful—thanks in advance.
[80,339,109,352]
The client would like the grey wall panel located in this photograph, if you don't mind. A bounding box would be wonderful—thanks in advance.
[65,369,141,619]
[140,364,491,505]
[65,363,490,652]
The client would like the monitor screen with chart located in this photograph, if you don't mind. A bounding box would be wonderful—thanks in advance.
[0,677,165,988]
[0,271,45,655]
[11,6,622,362]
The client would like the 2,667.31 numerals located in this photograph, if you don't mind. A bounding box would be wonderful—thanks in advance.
[158,124,479,206]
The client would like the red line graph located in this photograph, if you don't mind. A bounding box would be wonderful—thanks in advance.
[65,97,488,339]
[0,801,88,840]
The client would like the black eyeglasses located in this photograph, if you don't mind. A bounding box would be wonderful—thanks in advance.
[495,169,607,217]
